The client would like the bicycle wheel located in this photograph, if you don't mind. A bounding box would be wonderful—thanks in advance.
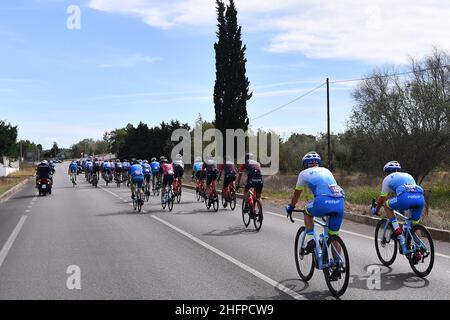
[323,235,350,298]
[196,187,201,201]
[221,192,227,208]
[137,193,142,213]
[241,199,250,227]
[407,224,434,278]
[375,219,397,266]
[229,189,236,211]
[213,193,219,212]
[294,226,315,281]
[161,191,167,210]
[176,188,181,204]
[133,197,137,211]
[205,195,211,210]
[253,199,263,231]
[168,189,174,212]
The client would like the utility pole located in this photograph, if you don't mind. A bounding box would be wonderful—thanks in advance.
[326,78,332,171]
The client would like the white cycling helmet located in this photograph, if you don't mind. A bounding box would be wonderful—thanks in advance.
[383,161,401,173]
[302,151,321,168]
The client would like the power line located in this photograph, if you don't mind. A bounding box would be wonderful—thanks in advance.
[330,63,450,84]
[249,63,450,122]
[250,82,326,121]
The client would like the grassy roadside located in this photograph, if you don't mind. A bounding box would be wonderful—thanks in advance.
[0,165,35,197]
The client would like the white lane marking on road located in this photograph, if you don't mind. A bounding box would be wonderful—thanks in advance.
[151,214,305,300]
[0,216,27,268]
[25,210,30,213]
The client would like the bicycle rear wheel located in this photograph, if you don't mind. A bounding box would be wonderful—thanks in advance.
[213,193,219,212]
[253,199,263,231]
[168,189,174,212]
[161,191,167,210]
[241,199,250,227]
[407,224,434,278]
[294,226,315,281]
[176,188,182,204]
[221,192,227,208]
[229,189,236,211]
[137,193,142,212]
[375,219,397,266]
[323,235,350,298]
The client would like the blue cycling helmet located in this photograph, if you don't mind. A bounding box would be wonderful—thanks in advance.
[302,151,321,168]
[383,161,401,173]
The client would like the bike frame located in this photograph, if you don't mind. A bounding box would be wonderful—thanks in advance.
[383,210,428,255]
[224,181,235,199]
[297,215,343,271]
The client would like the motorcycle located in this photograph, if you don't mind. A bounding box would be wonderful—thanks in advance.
[37,177,52,196]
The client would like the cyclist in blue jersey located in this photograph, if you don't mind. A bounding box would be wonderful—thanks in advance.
[371,161,425,261]
[192,156,204,181]
[128,159,144,200]
[142,160,152,196]
[68,161,78,185]
[102,160,112,182]
[150,157,161,191]
[286,152,345,276]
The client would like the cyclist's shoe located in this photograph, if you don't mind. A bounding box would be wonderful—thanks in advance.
[329,264,343,282]
[393,227,403,237]
[412,252,422,265]
[131,193,135,200]
[303,239,316,255]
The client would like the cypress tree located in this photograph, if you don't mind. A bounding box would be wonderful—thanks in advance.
[214,0,252,161]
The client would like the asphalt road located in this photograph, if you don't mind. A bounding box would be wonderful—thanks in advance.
[0,162,449,300]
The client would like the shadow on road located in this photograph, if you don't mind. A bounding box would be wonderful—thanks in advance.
[348,264,430,291]
[96,210,148,217]
[202,225,258,237]
[247,278,339,300]
[11,194,37,201]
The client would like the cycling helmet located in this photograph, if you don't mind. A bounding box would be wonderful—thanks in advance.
[245,153,255,162]
[302,151,321,168]
[383,161,401,173]
[195,156,202,162]
[143,160,148,164]
[131,158,137,164]
[41,160,48,165]
[175,154,182,160]
[151,157,156,162]
[159,156,165,162]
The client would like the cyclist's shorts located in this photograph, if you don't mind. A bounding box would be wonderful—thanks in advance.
[195,170,206,180]
[70,168,77,173]
[245,176,263,194]
[151,170,160,176]
[144,173,151,183]
[224,173,237,188]
[386,192,424,222]
[115,167,122,173]
[131,176,144,188]
[206,170,219,185]
[163,174,174,188]
[174,166,184,178]
[305,196,345,235]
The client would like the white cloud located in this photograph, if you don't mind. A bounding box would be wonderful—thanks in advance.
[98,53,162,68]
[88,0,450,63]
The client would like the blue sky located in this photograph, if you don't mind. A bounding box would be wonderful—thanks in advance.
[1,0,449,149]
